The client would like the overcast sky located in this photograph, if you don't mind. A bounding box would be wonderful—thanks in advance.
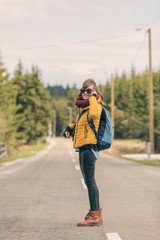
[0,0,160,88]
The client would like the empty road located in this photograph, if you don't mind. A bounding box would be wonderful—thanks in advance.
[0,138,160,240]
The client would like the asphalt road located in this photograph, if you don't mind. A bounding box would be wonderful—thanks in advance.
[0,138,160,240]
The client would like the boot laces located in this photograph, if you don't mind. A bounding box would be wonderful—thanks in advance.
[84,212,90,220]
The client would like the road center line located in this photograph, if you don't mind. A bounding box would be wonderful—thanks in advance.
[106,233,122,240]
[81,178,87,189]
[75,165,80,170]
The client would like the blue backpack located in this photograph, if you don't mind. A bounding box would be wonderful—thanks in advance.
[87,103,114,150]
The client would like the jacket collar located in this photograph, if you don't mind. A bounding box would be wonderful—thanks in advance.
[80,96,102,111]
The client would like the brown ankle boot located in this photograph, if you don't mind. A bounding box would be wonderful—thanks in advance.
[85,209,103,220]
[77,209,103,227]
[98,209,103,223]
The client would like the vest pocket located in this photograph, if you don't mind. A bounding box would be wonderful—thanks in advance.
[84,125,88,139]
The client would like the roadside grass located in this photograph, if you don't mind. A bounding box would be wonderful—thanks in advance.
[104,139,160,167]
[0,141,49,166]
[111,139,147,154]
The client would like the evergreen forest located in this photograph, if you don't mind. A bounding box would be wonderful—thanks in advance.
[0,56,160,153]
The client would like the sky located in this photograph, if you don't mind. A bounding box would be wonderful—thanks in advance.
[0,0,160,88]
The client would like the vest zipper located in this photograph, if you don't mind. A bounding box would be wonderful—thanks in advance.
[74,109,89,146]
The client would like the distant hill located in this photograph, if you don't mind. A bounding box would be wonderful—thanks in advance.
[46,85,70,98]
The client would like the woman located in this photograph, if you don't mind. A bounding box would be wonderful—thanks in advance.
[64,78,103,227]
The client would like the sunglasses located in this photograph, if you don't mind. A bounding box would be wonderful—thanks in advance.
[80,88,93,94]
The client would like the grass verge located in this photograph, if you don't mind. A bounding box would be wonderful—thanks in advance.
[103,139,160,168]
[0,141,49,166]
[104,151,160,167]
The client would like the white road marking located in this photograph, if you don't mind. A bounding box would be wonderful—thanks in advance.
[0,165,26,175]
[106,233,122,240]
[75,165,80,170]
[81,178,87,189]
[72,158,76,163]
[0,140,56,175]
[66,142,74,158]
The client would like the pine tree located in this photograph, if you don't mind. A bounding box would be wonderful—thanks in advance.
[0,56,17,145]
[51,97,68,136]
[0,56,7,142]
[67,87,79,123]
[13,62,52,144]
[153,70,160,152]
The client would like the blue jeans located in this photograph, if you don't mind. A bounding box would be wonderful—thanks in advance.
[79,149,100,211]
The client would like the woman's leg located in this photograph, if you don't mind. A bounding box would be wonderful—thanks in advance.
[79,149,100,211]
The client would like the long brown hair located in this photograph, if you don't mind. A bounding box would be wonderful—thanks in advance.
[80,78,104,103]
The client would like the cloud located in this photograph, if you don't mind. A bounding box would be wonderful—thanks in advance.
[117,0,132,16]
[0,0,159,87]
[0,0,48,20]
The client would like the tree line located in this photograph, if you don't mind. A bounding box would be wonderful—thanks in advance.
[100,68,160,152]
[0,55,160,154]
[47,68,160,153]
[0,57,52,155]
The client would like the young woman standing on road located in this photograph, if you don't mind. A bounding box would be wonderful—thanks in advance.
[64,78,103,226]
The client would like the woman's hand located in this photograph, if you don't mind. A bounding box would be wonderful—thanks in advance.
[91,89,97,97]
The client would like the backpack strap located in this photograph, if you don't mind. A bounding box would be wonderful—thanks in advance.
[87,103,103,139]
[87,113,98,139]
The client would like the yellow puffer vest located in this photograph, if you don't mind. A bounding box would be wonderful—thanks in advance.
[69,96,102,149]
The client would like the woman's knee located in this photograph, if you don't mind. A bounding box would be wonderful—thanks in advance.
[85,178,96,188]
